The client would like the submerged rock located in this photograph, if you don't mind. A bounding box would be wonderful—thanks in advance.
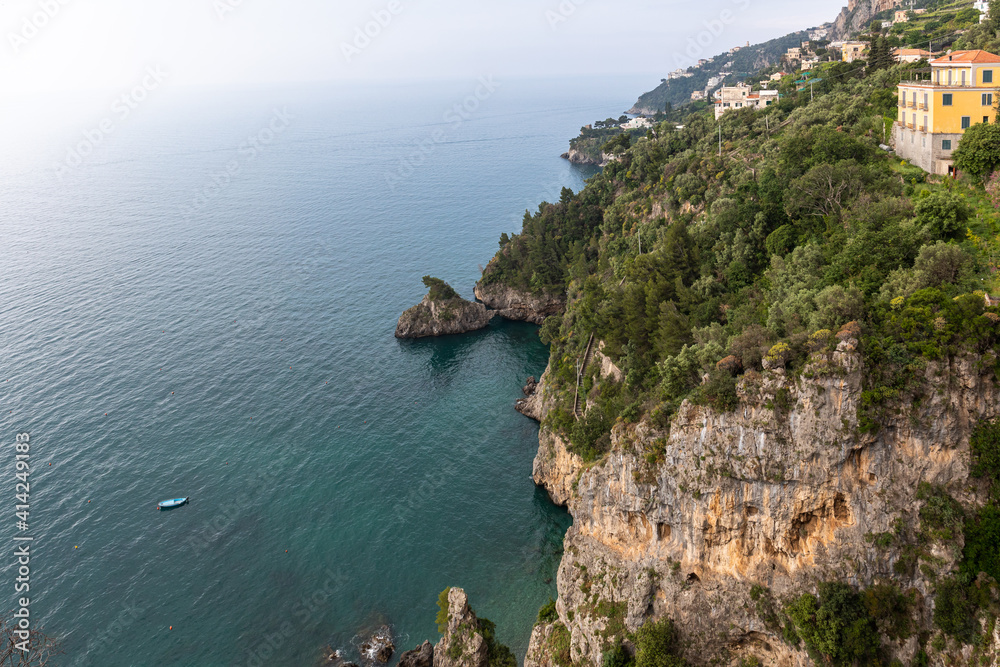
[395,294,495,339]
[359,626,395,664]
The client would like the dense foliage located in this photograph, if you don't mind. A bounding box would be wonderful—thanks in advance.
[786,582,881,666]
[422,276,459,301]
[486,58,1000,463]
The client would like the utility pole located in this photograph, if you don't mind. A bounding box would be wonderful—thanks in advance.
[810,80,814,102]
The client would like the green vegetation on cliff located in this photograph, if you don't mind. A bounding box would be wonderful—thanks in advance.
[485,55,1000,663]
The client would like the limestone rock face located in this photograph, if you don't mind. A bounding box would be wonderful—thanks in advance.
[433,588,488,667]
[398,641,434,667]
[395,296,494,339]
[526,348,1000,666]
[560,148,611,167]
[473,280,564,325]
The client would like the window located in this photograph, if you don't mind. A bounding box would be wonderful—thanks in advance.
[924,115,928,129]
[942,139,953,150]
[987,116,992,124]
[924,93,929,108]
[962,116,971,129]
[985,70,994,84]
[984,93,994,106]
[943,93,953,106]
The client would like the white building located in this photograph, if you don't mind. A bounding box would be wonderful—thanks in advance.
[620,117,654,130]
[975,0,989,22]
[714,84,779,119]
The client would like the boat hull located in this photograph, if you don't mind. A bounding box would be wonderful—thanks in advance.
[157,498,189,510]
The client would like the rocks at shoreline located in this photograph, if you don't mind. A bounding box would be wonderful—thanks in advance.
[397,641,434,667]
[358,626,395,664]
[395,294,495,339]
[473,281,564,325]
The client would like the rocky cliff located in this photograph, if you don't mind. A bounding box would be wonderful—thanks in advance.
[561,148,611,168]
[523,337,1000,666]
[395,295,495,339]
[833,0,894,40]
[474,281,564,325]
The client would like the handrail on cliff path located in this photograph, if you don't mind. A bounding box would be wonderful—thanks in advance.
[573,332,596,421]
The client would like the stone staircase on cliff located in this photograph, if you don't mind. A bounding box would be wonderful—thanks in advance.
[573,333,595,420]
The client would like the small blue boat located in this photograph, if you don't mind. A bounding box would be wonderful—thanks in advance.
[157,497,189,510]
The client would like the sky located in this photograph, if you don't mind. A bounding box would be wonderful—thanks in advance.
[0,0,847,94]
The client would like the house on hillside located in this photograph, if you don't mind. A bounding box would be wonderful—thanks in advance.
[770,71,788,81]
[842,42,868,62]
[975,0,989,22]
[894,50,1000,175]
[714,84,779,120]
[620,117,653,130]
[894,10,910,22]
[691,90,706,101]
[894,48,934,63]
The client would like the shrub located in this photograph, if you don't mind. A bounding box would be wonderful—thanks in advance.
[917,483,965,542]
[962,504,1000,584]
[602,640,633,667]
[933,577,978,642]
[953,121,1000,182]
[478,617,517,667]
[538,598,559,624]
[436,588,452,633]
[634,617,686,667]
[786,582,880,667]
[549,622,572,667]
[969,418,1000,498]
[914,191,970,240]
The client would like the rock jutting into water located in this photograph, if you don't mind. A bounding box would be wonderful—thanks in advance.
[395,277,495,339]
[358,626,395,664]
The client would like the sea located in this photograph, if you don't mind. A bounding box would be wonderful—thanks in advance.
[0,75,651,666]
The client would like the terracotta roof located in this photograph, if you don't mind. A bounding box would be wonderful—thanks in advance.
[931,50,1000,64]
[894,49,931,56]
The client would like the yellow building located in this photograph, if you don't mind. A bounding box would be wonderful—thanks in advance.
[842,42,868,63]
[894,50,1000,175]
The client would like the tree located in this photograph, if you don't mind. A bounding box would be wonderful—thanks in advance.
[422,276,459,301]
[953,121,1000,181]
[634,618,686,667]
[990,0,1000,32]
[914,191,971,239]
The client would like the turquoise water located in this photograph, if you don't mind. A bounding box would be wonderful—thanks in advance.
[0,77,649,666]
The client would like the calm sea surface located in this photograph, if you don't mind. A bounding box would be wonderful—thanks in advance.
[0,76,650,666]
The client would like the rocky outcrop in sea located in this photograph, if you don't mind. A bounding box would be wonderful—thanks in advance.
[395,295,495,339]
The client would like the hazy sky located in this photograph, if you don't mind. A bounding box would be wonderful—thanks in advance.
[0,0,846,94]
